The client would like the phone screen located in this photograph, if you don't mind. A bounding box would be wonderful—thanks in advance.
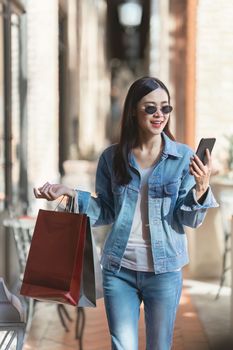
[196,138,216,164]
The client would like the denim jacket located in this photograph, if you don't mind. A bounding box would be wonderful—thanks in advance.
[76,133,218,274]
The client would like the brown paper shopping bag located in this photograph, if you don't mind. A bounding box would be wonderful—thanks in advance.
[20,209,102,307]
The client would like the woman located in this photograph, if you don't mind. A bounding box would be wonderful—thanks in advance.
[34,77,218,350]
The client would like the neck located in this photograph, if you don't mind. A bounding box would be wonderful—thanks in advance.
[136,133,163,152]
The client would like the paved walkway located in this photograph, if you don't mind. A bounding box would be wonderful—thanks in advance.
[23,284,210,350]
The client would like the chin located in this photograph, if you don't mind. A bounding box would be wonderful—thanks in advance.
[150,127,164,134]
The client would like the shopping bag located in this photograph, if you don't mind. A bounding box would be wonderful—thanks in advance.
[65,195,103,307]
[78,218,103,307]
[20,208,102,307]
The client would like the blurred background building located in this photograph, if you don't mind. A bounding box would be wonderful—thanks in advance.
[0,0,233,301]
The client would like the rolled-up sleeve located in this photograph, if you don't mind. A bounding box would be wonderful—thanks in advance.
[75,151,115,226]
[175,170,219,228]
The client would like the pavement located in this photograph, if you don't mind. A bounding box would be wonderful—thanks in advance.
[185,277,233,350]
[16,273,231,350]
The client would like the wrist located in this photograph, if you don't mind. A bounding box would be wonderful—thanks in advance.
[67,188,76,198]
[195,185,209,201]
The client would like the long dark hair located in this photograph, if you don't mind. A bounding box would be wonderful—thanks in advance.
[113,76,175,185]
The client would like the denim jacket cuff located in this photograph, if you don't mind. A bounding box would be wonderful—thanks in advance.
[180,186,219,212]
[192,187,208,205]
[74,189,91,213]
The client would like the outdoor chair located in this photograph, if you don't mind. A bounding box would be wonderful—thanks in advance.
[0,277,26,350]
[215,194,233,299]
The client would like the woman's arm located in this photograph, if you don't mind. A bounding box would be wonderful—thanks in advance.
[174,150,218,228]
[34,183,75,200]
[34,152,115,226]
[75,153,115,226]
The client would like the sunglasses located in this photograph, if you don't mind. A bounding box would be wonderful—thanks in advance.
[144,105,173,115]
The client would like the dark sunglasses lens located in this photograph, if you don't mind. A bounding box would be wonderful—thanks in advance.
[162,105,173,114]
[145,106,157,114]
[145,105,173,114]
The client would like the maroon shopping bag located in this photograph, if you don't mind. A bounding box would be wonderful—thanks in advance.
[20,209,91,306]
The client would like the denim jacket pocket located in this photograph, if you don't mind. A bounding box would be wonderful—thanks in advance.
[150,185,163,198]
[163,180,180,217]
[112,182,126,212]
[164,181,180,196]
[111,181,125,195]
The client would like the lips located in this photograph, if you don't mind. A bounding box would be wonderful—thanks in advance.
[150,120,163,128]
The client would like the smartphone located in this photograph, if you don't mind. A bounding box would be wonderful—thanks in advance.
[196,138,216,165]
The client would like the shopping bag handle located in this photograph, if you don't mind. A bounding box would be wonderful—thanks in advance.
[53,195,66,211]
[66,195,76,213]
[54,192,79,213]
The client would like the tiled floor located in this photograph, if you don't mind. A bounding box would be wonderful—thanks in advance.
[22,285,210,350]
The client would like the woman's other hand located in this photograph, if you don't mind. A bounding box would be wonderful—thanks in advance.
[189,149,212,201]
[33,182,75,201]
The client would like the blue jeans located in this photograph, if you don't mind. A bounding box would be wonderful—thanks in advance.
[102,267,183,350]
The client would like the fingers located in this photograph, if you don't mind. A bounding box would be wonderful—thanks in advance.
[190,156,204,176]
[190,151,212,173]
[189,151,213,196]
[205,148,212,167]
[190,156,204,178]
[33,182,59,201]
[189,165,201,178]
[194,149,212,169]
[33,187,43,198]
[39,182,54,200]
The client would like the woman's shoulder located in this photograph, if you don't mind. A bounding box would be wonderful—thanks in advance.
[103,143,118,152]
[163,133,194,158]
[100,143,118,158]
[173,140,195,157]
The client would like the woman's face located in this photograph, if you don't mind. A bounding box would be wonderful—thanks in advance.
[136,88,171,137]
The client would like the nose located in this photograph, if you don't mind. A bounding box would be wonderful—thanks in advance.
[153,108,163,118]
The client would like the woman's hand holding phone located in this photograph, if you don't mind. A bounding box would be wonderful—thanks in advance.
[189,149,212,201]
[189,138,216,201]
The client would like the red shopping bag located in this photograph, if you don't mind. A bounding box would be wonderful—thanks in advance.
[20,209,99,306]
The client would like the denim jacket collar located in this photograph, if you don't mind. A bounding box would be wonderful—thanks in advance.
[161,132,182,158]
